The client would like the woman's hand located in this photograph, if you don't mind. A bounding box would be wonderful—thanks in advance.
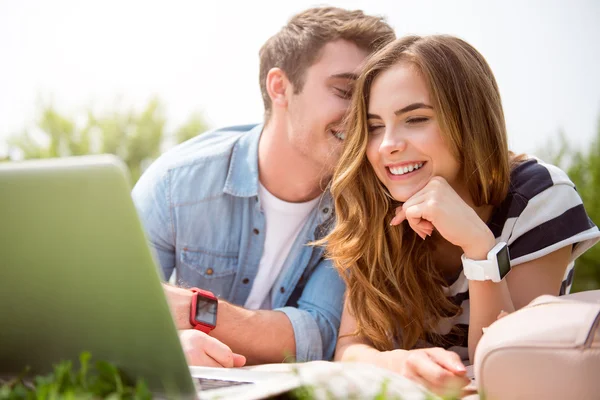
[390,176,495,259]
[384,347,470,396]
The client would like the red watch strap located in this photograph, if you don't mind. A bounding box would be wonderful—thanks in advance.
[193,322,212,334]
[189,287,217,333]
[190,287,216,300]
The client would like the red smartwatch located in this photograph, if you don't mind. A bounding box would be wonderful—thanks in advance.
[189,287,218,334]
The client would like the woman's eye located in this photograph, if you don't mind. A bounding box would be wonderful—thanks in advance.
[406,117,429,125]
[367,125,384,135]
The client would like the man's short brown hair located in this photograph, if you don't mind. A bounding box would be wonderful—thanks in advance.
[259,7,395,121]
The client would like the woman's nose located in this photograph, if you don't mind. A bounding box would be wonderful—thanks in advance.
[379,129,407,155]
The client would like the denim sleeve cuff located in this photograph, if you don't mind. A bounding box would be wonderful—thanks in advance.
[150,244,176,281]
[275,306,323,362]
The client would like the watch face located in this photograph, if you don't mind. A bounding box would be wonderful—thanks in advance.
[194,296,218,327]
[497,244,511,279]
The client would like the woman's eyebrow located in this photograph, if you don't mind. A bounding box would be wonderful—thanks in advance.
[368,103,434,120]
[394,103,433,116]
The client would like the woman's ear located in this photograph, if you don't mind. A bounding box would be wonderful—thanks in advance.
[266,68,289,109]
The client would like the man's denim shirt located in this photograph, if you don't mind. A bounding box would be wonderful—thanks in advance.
[132,124,346,362]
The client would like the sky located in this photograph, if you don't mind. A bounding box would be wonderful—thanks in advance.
[0,0,599,157]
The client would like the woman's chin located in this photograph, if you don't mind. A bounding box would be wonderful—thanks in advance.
[387,179,429,203]
[390,192,411,203]
[388,187,419,203]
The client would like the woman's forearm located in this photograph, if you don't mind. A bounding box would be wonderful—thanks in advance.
[467,279,514,362]
[461,227,515,362]
[336,342,409,372]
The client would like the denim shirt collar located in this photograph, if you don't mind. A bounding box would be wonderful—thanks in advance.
[223,124,263,198]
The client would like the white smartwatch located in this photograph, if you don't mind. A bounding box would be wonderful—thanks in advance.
[461,242,511,282]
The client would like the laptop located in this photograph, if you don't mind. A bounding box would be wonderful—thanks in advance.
[0,155,305,399]
[0,155,441,400]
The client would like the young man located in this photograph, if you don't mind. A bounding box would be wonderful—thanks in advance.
[132,7,394,367]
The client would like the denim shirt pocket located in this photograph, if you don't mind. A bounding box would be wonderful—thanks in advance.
[178,248,238,299]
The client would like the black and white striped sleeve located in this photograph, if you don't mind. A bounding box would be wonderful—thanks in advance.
[499,159,600,266]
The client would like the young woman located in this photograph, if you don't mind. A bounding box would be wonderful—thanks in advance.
[323,35,600,393]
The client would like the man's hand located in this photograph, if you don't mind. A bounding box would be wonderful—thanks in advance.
[179,329,246,368]
[163,282,297,365]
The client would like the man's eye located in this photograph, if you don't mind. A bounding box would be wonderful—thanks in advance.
[334,87,352,99]
[406,117,429,125]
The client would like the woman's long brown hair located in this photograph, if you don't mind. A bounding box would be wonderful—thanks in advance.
[322,35,512,350]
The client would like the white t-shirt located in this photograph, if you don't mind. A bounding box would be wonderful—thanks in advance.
[244,183,320,310]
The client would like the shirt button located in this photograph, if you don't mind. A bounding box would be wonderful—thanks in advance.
[253,228,260,235]
[206,268,214,276]
[242,278,250,284]
[280,287,285,293]
[322,207,329,214]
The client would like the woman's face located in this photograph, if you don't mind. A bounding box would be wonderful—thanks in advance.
[365,62,462,203]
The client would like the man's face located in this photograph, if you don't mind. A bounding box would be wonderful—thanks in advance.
[285,40,369,176]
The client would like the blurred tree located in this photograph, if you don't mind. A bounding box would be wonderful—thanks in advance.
[568,116,600,292]
[6,98,209,183]
[537,128,571,169]
[541,115,600,291]
[175,112,210,144]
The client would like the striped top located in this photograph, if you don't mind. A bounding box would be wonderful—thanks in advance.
[421,158,600,360]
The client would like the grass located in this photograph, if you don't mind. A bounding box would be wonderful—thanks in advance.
[0,352,151,400]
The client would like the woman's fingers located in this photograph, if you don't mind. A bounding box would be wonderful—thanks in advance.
[406,350,453,385]
[426,347,467,375]
[404,204,429,238]
[401,191,429,210]
[391,205,435,239]
[390,207,405,226]
[406,348,470,396]
[415,219,434,234]
[427,349,470,394]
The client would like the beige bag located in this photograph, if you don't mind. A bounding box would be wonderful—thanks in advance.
[474,290,600,400]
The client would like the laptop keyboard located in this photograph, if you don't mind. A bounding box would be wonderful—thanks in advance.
[195,377,254,390]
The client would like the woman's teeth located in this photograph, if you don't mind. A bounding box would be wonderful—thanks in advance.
[389,162,424,175]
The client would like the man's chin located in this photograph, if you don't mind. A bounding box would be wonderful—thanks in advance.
[320,152,341,171]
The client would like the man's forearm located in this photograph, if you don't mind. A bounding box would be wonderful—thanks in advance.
[212,301,295,365]
[163,283,195,329]
[162,283,295,364]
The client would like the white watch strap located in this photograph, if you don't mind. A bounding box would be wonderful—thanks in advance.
[461,254,494,281]
[460,241,508,283]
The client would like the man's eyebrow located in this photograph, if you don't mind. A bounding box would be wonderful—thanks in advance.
[330,72,359,80]
[394,103,433,115]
